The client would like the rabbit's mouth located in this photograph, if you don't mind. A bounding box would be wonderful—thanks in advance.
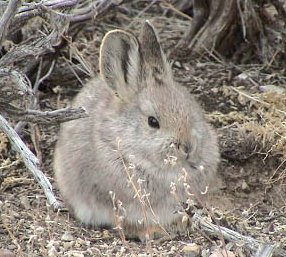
[167,139,199,162]
[186,161,199,170]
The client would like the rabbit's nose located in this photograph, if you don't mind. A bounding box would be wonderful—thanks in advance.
[178,143,191,159]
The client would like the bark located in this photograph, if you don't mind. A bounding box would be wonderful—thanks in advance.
[171,0,286,63]
[192,212,285,257]
[171,0,237,58]
[0,114,61,209]
[0,0,21,45]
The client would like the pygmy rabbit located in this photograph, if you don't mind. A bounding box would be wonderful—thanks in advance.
[54,21,219,240]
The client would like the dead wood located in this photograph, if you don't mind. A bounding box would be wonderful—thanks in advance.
[7,0,128,36]
[171,0,238,59]
[0,68,33,95]
[1,106,88,124]
[171,0,193,14]
[0,0,21,45]
[171,0,286,63]
[0,114,61,209]
[193,212,285,257]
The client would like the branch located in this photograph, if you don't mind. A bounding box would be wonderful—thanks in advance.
[0,0,21,45]
[14,59,56,133]
[0,114,61,209]
[0,68,33,96]
[1,0,129,72]
[70,0,127,23]
[9,0,128,35]
[0,13,69,69]
[18,0,79,13]
[2,106,88,124]
[192,213,285,257]
[255,245,277,257]
[9,1,74,36]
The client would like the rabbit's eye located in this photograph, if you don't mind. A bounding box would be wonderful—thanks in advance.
[148,116,160,129]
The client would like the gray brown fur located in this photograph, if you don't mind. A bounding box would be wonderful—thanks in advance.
[54,21,219,240]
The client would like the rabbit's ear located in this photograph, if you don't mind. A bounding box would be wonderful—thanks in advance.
[139,21,168,74]
[100,30,142,100]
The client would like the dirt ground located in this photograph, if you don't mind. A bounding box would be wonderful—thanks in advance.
[0,2,286,257]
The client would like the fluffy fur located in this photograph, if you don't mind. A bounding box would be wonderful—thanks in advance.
[54,21,219,240]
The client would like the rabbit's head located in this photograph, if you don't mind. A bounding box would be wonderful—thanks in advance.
[99,21,217,174]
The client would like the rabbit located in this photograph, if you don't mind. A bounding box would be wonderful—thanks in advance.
[54,21,220,241]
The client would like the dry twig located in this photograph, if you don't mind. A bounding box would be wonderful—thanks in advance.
[3,107,88,124]
[0,68,33,95]
[193,213,285,257]
[0,0,21,44]
[7,0,128,35]
[0,114,61,209]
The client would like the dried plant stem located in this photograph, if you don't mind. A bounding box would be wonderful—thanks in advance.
[0,114,61,209]
[0,0,21,44]
[8,0,128,34]
[1,220,24,256]
[255,245,277,257]
[230,86,286,116]
[0,68,33,95]
[116,138,169,244]
[193,213,285,257]
[15,59,56,133]
[3,107,88,124]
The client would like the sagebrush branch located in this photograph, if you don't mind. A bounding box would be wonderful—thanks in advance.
[2,106,88,124]
[0,68,33,95]
[0,20,68,68]
[8,0,127,35]
[0,0,128,75]
[193,213,285,257]
[0,0,21,45]
[0,114,61,209]
[19,0,79,13]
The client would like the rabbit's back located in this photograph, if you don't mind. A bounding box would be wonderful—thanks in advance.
[54,78,117,225]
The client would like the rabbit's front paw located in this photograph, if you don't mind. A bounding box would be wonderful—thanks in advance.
[137,225,171,242]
